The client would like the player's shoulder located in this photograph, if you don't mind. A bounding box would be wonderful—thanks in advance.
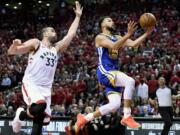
[28,38,40,43]
[95,34,108,41]
[95,34,104,39]
[28,38,41,52]
[96,34,121,39]
[26,38,40,47]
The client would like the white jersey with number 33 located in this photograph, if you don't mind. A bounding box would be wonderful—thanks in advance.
[23,42,58,88]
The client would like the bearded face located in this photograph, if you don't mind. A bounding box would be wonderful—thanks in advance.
[42,27,58,44]
[48,34,58,44]
[101,17,117,34]
[107,24,116,34]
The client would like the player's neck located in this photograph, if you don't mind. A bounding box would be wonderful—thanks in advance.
[42,39,52,48]
[102,29,112,36]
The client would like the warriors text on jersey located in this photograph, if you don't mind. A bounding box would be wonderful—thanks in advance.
[23,42,59,88]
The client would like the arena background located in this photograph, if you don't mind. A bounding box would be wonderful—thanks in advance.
[0,0,179,135]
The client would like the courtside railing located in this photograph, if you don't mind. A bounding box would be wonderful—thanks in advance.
[0,116,179,135]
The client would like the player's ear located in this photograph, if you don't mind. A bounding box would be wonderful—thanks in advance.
[101,21,106,29]
[43,31,49,37]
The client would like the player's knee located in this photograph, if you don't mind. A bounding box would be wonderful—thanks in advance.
[125,77,135,88]
[99,104,111,115]
[109,102,120,112]
[99,102,120,115]
[129,77,135,86]
[29,102,47,116]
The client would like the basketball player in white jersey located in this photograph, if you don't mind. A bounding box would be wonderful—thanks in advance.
[7,1,83,135]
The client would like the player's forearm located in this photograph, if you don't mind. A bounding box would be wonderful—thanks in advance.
[8,38,38,55]
[55,16,81,52]
[130,33,148,48]
[8,44,28,55]
[113,33,131,49]
[67,16,81,37]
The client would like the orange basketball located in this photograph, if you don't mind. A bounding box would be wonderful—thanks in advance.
[139,13,156,28]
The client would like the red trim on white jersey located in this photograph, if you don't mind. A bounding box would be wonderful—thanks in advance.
[36,100,46,104]
[22,83,29,98]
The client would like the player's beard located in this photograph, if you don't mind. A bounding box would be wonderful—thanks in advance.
[48,35,58,44]
[107,25,116,34]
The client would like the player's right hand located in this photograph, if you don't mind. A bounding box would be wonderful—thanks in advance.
[127,21,137,36]
[13,39,22,46]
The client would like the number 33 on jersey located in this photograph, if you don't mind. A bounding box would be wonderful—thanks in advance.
[23,42,59,87]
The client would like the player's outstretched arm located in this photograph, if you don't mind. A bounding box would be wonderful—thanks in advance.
[96,21,137,49]
[8,38,39,55]
[55,1,83,53]
[124,27,154,48]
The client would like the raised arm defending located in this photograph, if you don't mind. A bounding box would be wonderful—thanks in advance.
[55,1,83,53]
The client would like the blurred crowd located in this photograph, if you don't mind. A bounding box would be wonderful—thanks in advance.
[0,0,179,119]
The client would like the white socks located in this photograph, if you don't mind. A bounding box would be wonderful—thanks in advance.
[85,113,94,121]
[123,107,131,118]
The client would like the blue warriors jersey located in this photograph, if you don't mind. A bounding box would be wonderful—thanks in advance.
[97,34,119,70]
[96,34,123,94]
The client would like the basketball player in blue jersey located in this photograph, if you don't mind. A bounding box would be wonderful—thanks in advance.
[74,16,153,131]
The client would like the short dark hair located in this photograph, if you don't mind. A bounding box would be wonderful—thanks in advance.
[98,16,111,29]
[40,27,49,39]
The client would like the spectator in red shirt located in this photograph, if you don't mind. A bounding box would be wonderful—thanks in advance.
[55,87,66,105]
[170,72,180,86]
[147,74,158,97]
[73,80,87,93]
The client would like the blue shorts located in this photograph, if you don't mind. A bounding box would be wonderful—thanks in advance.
[97,65,123,95]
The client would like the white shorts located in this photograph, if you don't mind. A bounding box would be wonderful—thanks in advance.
[22,82,51,117]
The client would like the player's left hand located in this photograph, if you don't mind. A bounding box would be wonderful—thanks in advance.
[74,1,83,18]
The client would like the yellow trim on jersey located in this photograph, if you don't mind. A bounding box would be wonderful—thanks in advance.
[107,91,122,95]
[106,74,116,87]
[105,70,122,87]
